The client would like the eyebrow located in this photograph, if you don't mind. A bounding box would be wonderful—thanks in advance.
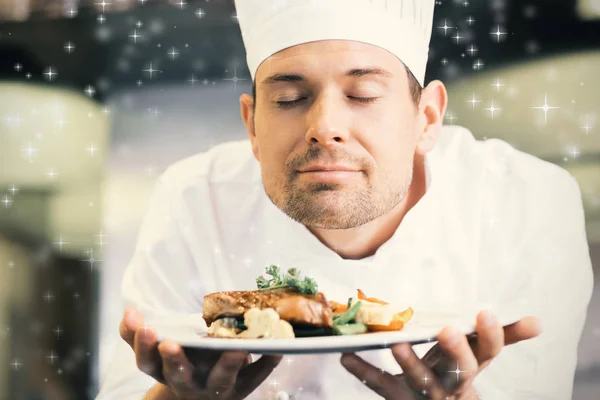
[260,67,394,87]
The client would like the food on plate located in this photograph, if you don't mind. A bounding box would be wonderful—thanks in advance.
[203,287,333,338]
[202,265,413,339]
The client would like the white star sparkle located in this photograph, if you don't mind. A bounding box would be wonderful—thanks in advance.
[10,359,22,371]
[82,249,102,272]
[46,169,58,180]
[445,112,457,124]
[143,63,160,79]
[223,68,247,92]
[452,30,464,44]
[21,142,39,162]
[84,85,96,97]
[45,351,59,364]
[491,77,505,91]
[467,93,481,110]
[86,144,98,156]
[448,362,466,383]
[53,235,69,251]
[43,67,58,81]
[64,42,75,53]
[129,29,142,43]
[437,19,453,36]
[96,0,112,12]
[196,8,205,18]
[484,101,502,119]
[490,25,508,42]
[473,59,485,70]
[95,232,109,249]
[167,47,179,59]
[466,44,478,56]
[1,195,13,208]
[566,145,581,159]
[531,93,560,124]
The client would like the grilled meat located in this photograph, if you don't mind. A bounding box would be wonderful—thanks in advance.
[202,288,333,328]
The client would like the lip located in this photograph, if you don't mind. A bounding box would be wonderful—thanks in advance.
[297,164,361,173]
[296,166,362,183]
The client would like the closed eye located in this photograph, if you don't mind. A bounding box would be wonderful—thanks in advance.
[348,96,378,104]
[275,98,306,109]
[275,97,378,109]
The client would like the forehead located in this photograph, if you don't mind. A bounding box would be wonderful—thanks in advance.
[255,40,404,83]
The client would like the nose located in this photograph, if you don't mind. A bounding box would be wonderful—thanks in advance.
[305,92,349,146]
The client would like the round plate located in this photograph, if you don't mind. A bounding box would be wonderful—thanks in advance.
[149,305,525,354]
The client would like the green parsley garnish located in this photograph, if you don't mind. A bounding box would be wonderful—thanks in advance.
[256,265,318,295]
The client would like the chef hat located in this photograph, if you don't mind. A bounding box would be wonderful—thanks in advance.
[234,0,436,87]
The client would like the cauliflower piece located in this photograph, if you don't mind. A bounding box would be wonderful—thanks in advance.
[207,318,239,338]
[238,308,295,339]
[350,298,396,326]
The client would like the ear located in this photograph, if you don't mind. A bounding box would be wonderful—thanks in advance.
[415,80,448,155]
[240,93,259,161]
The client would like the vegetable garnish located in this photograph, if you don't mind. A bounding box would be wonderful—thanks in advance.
[256,265,318,295]
[330,300,348,314]
[357,288,389,305]
[252,270,414,336]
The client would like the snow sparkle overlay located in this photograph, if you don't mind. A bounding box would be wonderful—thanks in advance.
[0,0,597,399]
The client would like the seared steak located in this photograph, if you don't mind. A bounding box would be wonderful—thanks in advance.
[202,288,333,328]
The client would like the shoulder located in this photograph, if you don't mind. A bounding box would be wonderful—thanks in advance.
[437,125,579,196]
[436,126,583,238]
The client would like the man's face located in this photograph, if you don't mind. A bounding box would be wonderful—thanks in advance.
[244,40,428,230]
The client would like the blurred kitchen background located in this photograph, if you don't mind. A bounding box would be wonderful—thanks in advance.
[0,0,598,398]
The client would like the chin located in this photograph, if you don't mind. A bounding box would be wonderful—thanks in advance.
[287,198,372,229]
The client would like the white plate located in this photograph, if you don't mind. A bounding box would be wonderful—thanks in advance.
[150,305,526,354]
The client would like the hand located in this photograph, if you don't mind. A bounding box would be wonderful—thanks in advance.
[341,310,541,399]
[120,307,282,399]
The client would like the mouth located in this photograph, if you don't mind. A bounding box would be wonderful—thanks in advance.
[296,165,363,183]
[297,164,361,173]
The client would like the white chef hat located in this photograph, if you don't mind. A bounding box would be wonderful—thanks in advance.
[234,0,436,87]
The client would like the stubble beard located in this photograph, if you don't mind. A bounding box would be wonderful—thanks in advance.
[265,166,413,230]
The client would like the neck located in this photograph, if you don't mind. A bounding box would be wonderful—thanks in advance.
[307,154,428,260]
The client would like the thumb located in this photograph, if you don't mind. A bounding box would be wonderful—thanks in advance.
[119,307,145,348]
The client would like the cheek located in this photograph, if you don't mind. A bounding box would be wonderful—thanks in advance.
[368,132,417,179]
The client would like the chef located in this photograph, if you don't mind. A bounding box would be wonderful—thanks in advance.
[97,0,593,399]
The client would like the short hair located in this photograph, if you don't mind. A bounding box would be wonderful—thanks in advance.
[251,65,423,108]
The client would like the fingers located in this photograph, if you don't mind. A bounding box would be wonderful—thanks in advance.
[391,345,449,399]
[184,348,224,383]
[341,353,400,399]
[235,355,283,398]
[473,310,504,366]
[205,351,249,394]
[120,307,144,348]
[158,340,201,394]
[133,324,164,382]
[503,316,541,345]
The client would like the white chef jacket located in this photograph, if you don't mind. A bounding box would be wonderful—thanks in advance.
[96,125,593,400]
